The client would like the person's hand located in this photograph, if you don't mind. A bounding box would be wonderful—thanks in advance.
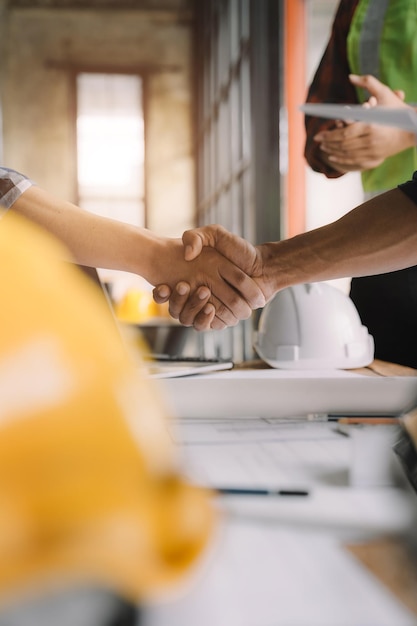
[150,237,265,331]
[154,227,274,329]
[153,282,217,331]
[313,74,416,173]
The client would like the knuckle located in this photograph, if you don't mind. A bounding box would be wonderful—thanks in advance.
[210,318,226,330]
[230,294,252,318]
[168,300,181,319]
[178,295,211,326]
[178,310,195,326]
[214,301,228,319]
[214,303,238,327]
[193,317,212,331]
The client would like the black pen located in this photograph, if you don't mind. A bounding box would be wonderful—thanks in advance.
[213,487,310,497]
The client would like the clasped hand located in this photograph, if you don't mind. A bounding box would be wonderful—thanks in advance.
[153,228,272,331]
[313,74,416,173]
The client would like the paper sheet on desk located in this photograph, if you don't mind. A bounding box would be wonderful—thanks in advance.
[172,420,416,534]
[143,523,417,626]
[172,417,338,444]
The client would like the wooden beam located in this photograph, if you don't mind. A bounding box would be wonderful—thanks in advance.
[284,0,306,236]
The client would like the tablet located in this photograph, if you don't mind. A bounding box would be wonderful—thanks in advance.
[145,357,234,379]
[300,103,417,133]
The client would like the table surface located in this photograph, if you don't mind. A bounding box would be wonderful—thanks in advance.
[141,360,417,625]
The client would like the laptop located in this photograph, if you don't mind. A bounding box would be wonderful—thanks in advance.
[77,265,234,379]
[144,355,233,379]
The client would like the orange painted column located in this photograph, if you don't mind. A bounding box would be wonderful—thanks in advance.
[284,0,307,236]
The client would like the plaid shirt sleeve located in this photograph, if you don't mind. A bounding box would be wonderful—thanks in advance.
[304,0,360,178]
[0,167,34,214]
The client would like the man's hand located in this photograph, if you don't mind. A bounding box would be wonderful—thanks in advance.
[151,236,265,331]
[313,74,416,173]
[153,227,273,329]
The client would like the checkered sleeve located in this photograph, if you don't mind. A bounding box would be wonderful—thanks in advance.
[304,0,359,178]
[0,167,35,214]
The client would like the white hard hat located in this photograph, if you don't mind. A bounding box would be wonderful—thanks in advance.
[254,282,374,369]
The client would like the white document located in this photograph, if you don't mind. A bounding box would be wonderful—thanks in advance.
[171,417,339,444]
[143,421,417,625]
[142,521,417,626]
[160,368,417,418]
[171,419,415,534]
[300,102,417,132]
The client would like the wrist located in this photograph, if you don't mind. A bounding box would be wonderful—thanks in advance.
[136,235,183,287]
[256,241,300,299]
[258,235,330,298]
[122,226,166,283]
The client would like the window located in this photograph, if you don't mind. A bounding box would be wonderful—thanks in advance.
[76,73,145,227]
[75,72,148,300]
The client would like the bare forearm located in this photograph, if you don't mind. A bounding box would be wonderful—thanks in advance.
[8,185,264,329]
[8,185,164,282]
[260,188,417,293]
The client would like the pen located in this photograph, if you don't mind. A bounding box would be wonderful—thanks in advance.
[213,487,310,497]
[333,416,399,437]
[336,417,398,425]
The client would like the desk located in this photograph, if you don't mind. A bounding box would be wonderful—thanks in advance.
[142,361,417,626]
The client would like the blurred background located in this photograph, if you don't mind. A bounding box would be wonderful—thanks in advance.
[0,0,363,361]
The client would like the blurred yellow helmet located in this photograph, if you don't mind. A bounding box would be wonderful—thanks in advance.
[0,212,213,605]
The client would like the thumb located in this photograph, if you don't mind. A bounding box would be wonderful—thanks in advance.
[349,73,386,96]
[349,74,398,105]
[182,225,229,261]
[183,225,258,276]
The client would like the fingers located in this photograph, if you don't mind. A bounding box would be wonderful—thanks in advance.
[193,304,217,331]
[202,259,255,323]
[154,270,255,330]
[209,293,242,327]
[171,292,229,331]
[168,282,211,324]
[365,96,377,108]
[219,263,265,309]
[155,228,264,331]
[181,227,265,319]
[153,282,220,330]
[183,225,261,283]
[171,280,248,329]
[349,73,383,94]
[153,284,171,303]
[349,74,407,107]
[314,121,366,144]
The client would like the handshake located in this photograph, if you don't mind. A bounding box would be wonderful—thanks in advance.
[5,166,417,334]
[150,225,278,332]
[148,178,417,333]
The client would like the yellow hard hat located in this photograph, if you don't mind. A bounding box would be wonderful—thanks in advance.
[0,212,214,604]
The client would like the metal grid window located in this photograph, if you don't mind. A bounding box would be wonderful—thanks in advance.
[194,0,282,360]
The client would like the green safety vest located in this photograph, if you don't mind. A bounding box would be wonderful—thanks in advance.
[347,0,417,193]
